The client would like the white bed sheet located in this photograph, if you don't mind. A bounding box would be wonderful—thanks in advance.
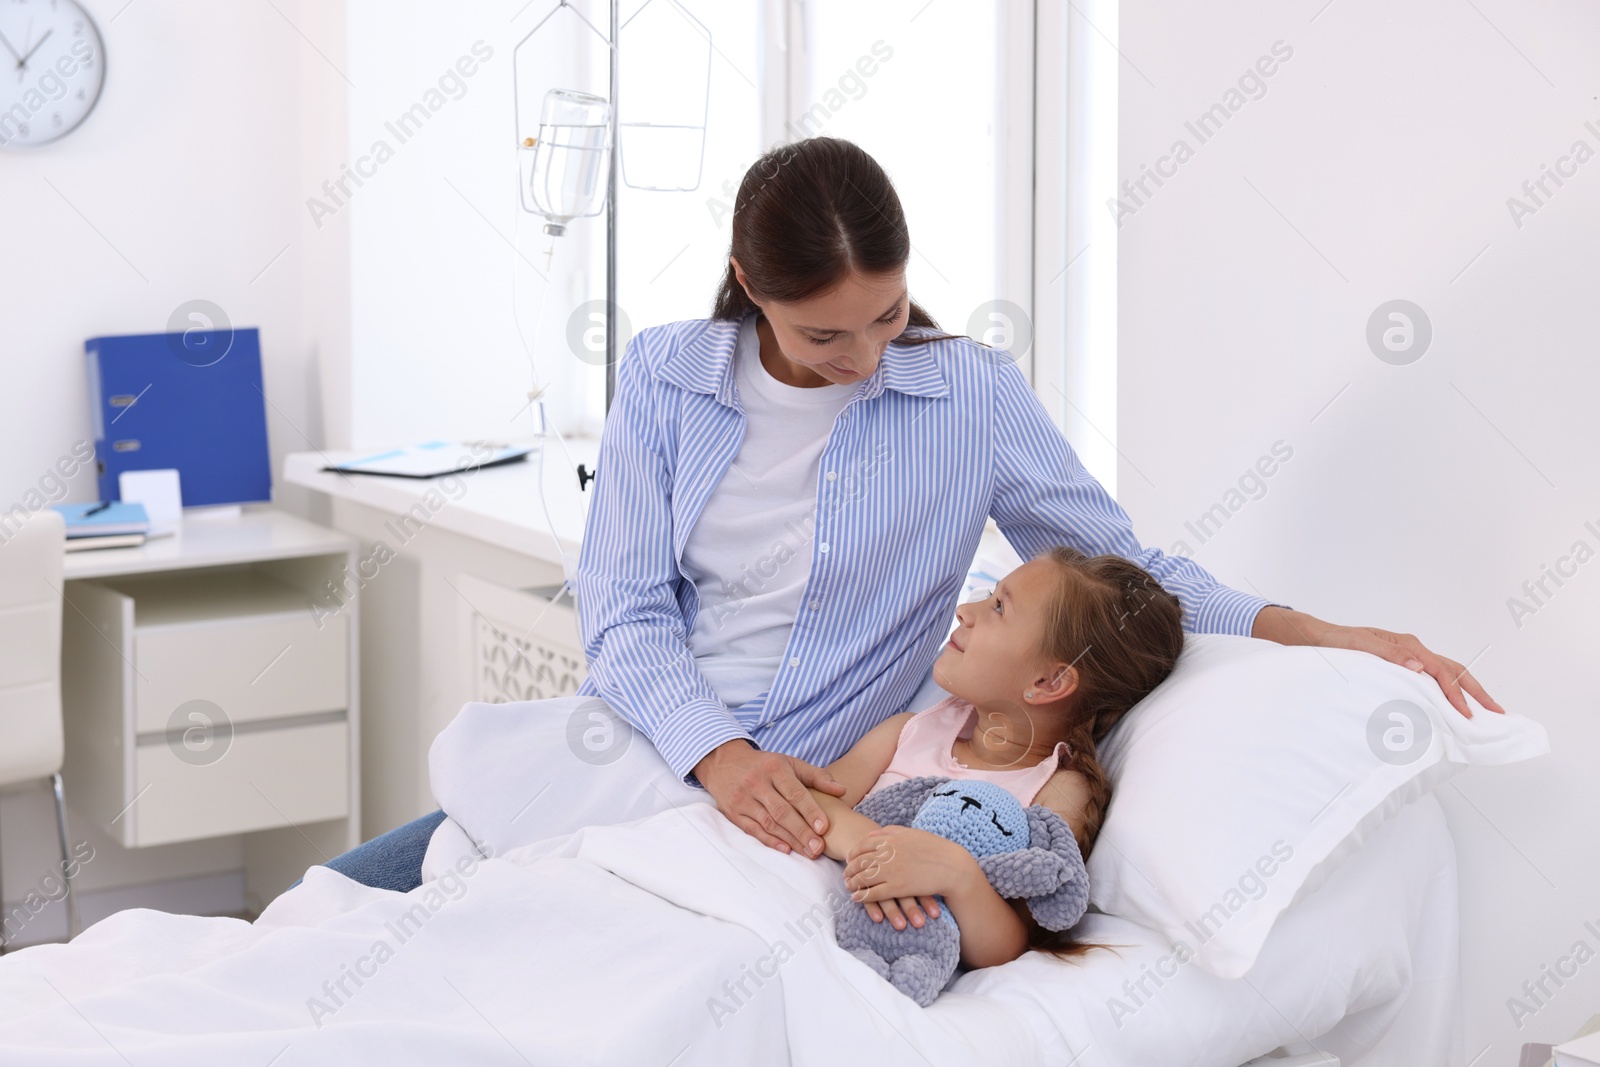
[422,697,1464,1066]
[0,698,1462,1066]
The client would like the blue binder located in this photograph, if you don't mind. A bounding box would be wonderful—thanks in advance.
[85,328,272,507]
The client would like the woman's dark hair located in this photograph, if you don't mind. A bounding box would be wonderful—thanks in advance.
[1022,547,1186,961]
[711,137,956,344]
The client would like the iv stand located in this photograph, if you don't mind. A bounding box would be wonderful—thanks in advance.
[518,0,713,412]
[604,0,620,412]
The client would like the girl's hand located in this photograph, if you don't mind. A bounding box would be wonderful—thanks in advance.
[843,826,973,928]
[853,891,941,932]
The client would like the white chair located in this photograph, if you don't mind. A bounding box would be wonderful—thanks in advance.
[0,507,78,949]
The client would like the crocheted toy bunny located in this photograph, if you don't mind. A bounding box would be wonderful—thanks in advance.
[835,775,1089,1007]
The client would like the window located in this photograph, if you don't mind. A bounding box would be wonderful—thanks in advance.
[609,1,764,430]
[606,0,1036,430]
[789,0,1006,343]
[345,1,1038,444]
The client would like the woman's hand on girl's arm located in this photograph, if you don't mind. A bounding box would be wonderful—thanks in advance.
[694,741,846,857]
[845,826,1026,967]
[1251,605,1505,719]
[703,710,911,857]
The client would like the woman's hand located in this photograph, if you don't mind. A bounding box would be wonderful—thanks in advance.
[844,826,973,930]
[1252,606,1506,719]
[693,740,847,857]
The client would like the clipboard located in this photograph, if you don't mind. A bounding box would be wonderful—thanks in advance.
[323,441,535,479]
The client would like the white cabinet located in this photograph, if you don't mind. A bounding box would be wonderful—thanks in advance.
[59,511,360,903]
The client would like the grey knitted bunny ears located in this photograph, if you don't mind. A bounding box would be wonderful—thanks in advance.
[854,775,1090,933]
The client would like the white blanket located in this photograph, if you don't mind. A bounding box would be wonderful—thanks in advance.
[0,697,1461,1065]
[0,803,1039,1064]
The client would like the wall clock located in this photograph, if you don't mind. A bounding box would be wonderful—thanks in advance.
[0,0,105,148]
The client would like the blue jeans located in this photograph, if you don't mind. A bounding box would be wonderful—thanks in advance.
[321,810,447,892]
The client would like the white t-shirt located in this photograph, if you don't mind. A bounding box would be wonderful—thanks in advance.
[679,314,858,709]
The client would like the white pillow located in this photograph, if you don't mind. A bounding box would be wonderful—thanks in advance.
[1086,633,1548,979]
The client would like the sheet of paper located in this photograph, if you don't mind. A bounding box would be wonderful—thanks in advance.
[1556,1029,1600,1066]
[119,468,183,537]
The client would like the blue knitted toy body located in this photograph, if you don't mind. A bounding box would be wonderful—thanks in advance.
[835,776,1089,1008]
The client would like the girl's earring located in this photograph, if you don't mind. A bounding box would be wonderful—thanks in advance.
[1025,690,1036,699]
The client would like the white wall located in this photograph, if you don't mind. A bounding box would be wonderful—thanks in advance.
[333,0,702,445]
[0,0,340,517]
[1117,0,1600,1059]
[0,0,349,935]
[343,1,605,447]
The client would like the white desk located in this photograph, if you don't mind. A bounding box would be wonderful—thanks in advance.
[283,441,598,835]
[60,508,361,910]
[64,508,356,581]
[283,439,598,565]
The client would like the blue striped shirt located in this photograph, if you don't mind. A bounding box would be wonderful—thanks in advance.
[573,316,1274,784]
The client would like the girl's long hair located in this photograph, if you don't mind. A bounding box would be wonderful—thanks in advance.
[1022,548,1185,961]
[710,137,958,345]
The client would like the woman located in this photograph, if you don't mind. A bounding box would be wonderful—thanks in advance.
[327,136,1501,889]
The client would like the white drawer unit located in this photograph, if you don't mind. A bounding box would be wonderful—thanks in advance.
[63,551,357,855]
[124,569,349,734]
[132,718,349,847]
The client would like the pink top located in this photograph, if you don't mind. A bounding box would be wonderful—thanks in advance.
[865,696,1072,807]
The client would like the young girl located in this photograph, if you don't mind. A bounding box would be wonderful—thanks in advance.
[809,546,1185,971]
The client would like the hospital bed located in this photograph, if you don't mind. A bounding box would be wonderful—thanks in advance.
[0,628,1538,1065]
[0,768,1458,1067]
[415,677,1472,1067]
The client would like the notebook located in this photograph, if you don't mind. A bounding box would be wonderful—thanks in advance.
[52,501,151,538]
[64,532,147,552]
